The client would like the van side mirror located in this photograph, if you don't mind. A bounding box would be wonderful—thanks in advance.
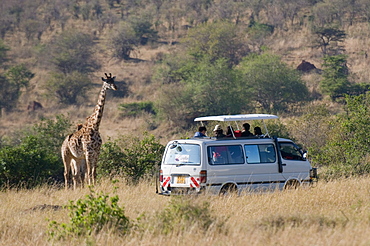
[302,151,307,160]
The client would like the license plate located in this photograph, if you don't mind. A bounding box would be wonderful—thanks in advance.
[177,176,186,184]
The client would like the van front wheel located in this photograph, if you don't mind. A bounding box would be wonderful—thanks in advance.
[219,184,237,196]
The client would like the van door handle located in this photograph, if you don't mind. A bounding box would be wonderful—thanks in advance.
[282,163,287,166]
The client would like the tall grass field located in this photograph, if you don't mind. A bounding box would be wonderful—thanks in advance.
[0,177,369,245]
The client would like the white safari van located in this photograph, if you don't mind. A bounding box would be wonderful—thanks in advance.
[159,114,318,195]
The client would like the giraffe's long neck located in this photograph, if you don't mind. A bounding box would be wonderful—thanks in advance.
[89,86,107,131]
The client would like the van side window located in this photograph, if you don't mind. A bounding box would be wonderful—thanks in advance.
[279,142,304,160]
[208,145,244,165]
[244,144,276,164]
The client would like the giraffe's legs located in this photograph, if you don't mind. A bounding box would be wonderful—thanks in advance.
[85,156,92,186]
[90,151,99,186]
[62,143,72,190]
[80,159,86,187]
[85,151,99,186]
[71,159,84,190]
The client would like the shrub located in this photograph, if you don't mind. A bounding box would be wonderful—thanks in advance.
[238,53,310,113]
[0,136,59,188]
[247,20,274,46]
[48,189,131,240]
[183,21,249,66]
[45,29,99,74]
[98,133,165,183]
[155,57,248,127]
[259,120,291,140]
[43,71,92,105]
[97,141,126,178]
[119,101,156,117]
[0,115,72,188]
[0,64,34,113]
[109,22,140,60]
[0,39,9,65]
[310,94,370,179]
[320,54,350,100]
[128,16,158,45]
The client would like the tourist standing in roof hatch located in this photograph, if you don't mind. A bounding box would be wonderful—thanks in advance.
[193,126,207,138]
[241,123,253,137]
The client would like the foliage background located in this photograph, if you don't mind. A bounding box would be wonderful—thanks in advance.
[0,0,370,183]
[0,2,370,244]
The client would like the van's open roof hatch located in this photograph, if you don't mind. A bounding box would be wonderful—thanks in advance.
[194,114,279,139]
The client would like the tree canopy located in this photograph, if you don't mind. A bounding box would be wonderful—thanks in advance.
[237,53,310,112]
[320,54,350,100]
[45,29,99,74]
[155,56,248,126]
[183,21,249,66]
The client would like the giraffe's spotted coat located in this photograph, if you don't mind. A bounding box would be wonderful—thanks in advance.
[61,73,118,189]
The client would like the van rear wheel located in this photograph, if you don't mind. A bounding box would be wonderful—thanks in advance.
[284,180,300,190]
[219,184,237,196]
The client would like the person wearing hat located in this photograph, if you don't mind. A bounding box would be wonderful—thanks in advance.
[213,125,226,138]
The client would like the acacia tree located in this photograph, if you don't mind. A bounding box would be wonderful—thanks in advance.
[313,27,346,55]
[46,29,99,74]
[43,71,92,105]
[0,64,34,115]
[129,16,158,45]
[43,29,99,105]
[109,21,140,60]
[155,57,247,126]
[238,53,310,113]
[185,58,247,116]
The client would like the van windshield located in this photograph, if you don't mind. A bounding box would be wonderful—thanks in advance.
[163,143,201,165]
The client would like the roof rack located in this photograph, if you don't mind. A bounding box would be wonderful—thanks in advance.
[194,114,278,122]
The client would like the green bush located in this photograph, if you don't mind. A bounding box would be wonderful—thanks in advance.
[155,57,248,126]
[0,136,59,188]
[247,20,274,42]
[119,101,156,117]
[45,29,99,74]
[310,94,370,179]
[320,54,350,100]
[0,39,9,65]
[183,21,249,66]
[109,21,140,60]
[48,189,130,240]
[0,64,34,113]
[260,120,291,140]
[43,71,92,105]
[97,141,126,178]
[98,133,165,183]
[0,115,72,188]
[238,53,310,113]
[128,16,158,45]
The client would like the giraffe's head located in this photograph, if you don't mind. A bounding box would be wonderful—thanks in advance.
[101,73,118,91]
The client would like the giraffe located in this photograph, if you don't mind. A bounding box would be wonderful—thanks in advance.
[61,73,117,189]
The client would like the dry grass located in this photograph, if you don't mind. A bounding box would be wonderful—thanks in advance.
[1,177,370,245]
